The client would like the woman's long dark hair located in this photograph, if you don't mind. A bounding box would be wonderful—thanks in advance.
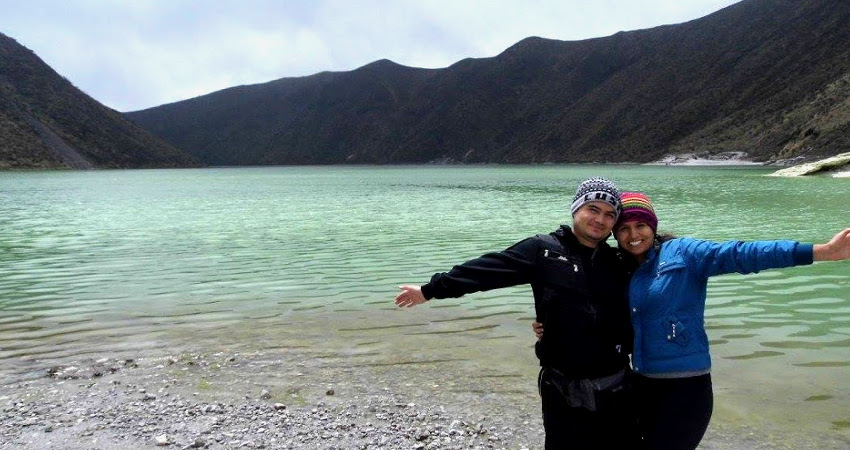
[656,233,676,244]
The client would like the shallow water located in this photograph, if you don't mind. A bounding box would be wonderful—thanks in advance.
[1,165,848,442]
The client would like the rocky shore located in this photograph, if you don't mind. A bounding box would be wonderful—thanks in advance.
[647,151,762,166]
[768,151,850,177]
[2,349,849,450]
[1,350,543,450]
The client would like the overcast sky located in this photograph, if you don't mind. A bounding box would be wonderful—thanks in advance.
[2,0,740,112]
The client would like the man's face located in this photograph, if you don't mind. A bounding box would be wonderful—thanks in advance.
[572,201,618,247]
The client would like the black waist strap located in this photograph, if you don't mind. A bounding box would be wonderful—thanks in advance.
[539,368,626,411]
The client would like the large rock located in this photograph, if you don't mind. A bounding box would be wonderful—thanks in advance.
[768,152,850,177]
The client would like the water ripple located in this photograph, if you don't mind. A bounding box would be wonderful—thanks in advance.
[3,166,850,438]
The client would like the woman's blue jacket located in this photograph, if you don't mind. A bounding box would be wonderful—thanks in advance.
[629,237,814,376]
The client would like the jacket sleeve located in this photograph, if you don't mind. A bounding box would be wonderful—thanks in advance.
[421,237,538,300]
[678,238,815,278]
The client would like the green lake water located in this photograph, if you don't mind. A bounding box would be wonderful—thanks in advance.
[1,165,849,442]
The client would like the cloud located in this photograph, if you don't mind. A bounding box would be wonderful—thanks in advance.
[1,0,741,111]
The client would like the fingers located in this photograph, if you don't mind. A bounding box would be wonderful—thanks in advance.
[831,227,850,247]
[816,228,850,261]
[833,228,850,242]
[395,285,424,308]
[394,286,413,303]
[531,321,543,340]
[394,290,411,306]
[396,296,423,308]
[839,228,850,260]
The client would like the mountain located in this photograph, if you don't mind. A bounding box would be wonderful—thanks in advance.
[0,33,199,169]
[126,0,850,166]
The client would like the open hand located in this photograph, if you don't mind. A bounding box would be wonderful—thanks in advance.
[814,228,850,261]
[395,285,427,308]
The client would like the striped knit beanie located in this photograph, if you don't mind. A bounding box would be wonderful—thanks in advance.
[570,177,622,219]
[617,192,658,232]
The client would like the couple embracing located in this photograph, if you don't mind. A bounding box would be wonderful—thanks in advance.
[395,177,850,449]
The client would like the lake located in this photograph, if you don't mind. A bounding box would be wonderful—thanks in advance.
[1,165,848,443]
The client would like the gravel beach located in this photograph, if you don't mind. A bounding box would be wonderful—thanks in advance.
[3,345,849,450]
[1,348,543,450]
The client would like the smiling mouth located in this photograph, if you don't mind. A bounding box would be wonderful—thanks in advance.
[629,240,644,247]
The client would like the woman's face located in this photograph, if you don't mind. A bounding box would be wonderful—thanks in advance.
[614,220,655,260]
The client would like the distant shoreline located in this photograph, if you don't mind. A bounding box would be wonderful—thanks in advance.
[645,151,764,166]
[5,154,849,171]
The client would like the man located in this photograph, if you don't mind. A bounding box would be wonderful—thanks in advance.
[395,177,637,449]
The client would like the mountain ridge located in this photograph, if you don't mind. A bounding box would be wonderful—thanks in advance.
[126,0,850,166]
[0,33,199,169]
[3,0,849,169]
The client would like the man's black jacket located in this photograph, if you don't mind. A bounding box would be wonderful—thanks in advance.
[421,225,633,379]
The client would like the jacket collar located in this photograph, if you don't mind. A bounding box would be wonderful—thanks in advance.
[555,224,612,256]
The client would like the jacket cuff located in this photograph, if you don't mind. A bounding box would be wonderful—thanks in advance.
[793,243,814,266]
[421,283,435,300]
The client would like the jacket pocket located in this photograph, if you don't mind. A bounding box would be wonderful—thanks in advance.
[538,248,582,288]
[664,316,689,347]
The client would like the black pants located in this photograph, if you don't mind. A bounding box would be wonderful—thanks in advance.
[634,373,713,450]
[539,369,639,449]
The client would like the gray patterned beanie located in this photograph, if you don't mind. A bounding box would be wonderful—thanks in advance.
[570,177,622,219]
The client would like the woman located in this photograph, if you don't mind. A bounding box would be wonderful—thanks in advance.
[534,192,850,449]
[615,191,850,449]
